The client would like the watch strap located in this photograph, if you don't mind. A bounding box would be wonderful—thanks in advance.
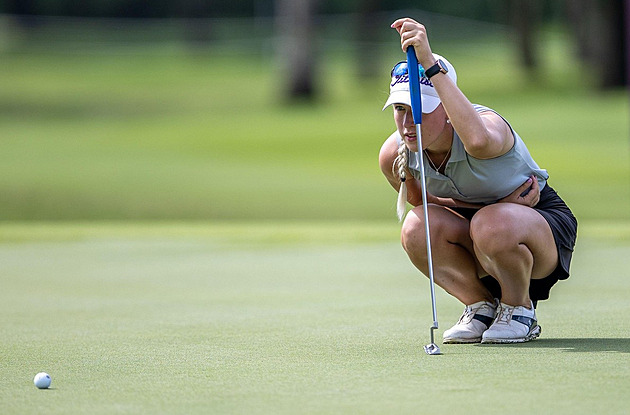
[425,60,445,79]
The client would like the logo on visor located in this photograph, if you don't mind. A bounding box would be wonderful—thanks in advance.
[391,74,434,88]
[391,74,409,87]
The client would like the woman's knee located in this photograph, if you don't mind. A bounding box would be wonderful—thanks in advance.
[400,208,426,254]
[401,206,460,254]
[470,205,520,253]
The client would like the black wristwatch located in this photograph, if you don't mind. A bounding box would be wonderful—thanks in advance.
[425,59,448,79]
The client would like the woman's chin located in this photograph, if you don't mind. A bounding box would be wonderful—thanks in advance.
[405,142,419,153]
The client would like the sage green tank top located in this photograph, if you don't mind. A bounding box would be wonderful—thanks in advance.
[402,105,548,204]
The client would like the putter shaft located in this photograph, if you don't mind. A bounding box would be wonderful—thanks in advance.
[407,47,440,355]
[416,124,439,332]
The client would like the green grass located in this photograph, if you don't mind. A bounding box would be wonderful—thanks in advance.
[1,22,629,414]
[1,221,629,414]
[1,28,628,221]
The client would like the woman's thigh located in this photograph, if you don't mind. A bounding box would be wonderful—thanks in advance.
[470,203,558,280]
[404,205,486,276]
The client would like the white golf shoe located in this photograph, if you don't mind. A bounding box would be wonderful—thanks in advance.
[481,301,541,344]
[443,299,498,344]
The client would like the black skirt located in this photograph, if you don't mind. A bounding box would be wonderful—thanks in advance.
[453,184,577,304]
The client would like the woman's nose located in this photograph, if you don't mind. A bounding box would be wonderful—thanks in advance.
[404,110,415,127]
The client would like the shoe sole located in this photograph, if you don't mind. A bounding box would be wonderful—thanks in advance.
[480,325,542,344]
[443,337,482,344]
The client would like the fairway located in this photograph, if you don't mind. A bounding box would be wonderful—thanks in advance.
[1,27,629,222]
[1,222,629,415]
[2,13,629,415]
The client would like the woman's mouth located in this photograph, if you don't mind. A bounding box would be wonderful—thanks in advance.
[405,133,417,143]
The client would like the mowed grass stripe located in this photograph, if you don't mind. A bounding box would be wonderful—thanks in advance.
[0,222,628,414]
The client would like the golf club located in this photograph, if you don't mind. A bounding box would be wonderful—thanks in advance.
[406,46,441,356]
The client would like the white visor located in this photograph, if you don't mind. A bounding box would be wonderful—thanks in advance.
[382,53,457,114]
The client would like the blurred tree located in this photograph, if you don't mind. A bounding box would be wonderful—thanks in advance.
[626,0,630,86]
[178,0,213,45]
[509,0,540,76]
[356,0,381,79]
[3,0,39,28]
[566,0,627,88]
[275,0,319,100]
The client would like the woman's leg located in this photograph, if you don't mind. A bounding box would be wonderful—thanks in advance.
[402,205,501,343]
[401,205,493,305]
[469,203,558,308]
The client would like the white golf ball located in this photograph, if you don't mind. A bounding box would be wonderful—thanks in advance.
[33,372,51,389]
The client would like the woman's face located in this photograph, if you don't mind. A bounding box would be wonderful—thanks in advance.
[393,103,447,153]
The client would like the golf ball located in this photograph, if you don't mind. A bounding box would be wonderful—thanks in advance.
[33,372,51,389]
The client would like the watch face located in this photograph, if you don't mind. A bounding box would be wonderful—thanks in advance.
[438,59,448,74]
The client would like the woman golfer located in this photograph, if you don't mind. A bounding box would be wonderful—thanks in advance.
[379,18,577,343]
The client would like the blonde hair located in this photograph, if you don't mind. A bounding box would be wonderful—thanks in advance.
[392,141,408,221]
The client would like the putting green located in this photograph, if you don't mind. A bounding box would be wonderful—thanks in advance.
[1,221,628,414]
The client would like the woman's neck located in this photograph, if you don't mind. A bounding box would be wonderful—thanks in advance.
[425,123,454,156]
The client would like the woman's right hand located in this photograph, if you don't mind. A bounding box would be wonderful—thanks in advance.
[390,18,435,69]
[498,175,540,207]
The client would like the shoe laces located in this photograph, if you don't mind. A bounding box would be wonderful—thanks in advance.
[458,306,475,324]
[495,304,514,325]
[458,301,495,325]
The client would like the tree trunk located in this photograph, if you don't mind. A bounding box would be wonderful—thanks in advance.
[275,0,319,101]
[510,0,539,73]
[356,0,381,80]
[602,0,627,87]
[626,0,630,86]
[566,0,626,88]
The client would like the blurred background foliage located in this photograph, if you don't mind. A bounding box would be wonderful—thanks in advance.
[0,0,558,19]
[0,1,628,221]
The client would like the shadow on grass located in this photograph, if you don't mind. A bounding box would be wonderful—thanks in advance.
[477,338,630,353]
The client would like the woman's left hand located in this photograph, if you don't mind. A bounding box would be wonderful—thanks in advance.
[499,175,540,207]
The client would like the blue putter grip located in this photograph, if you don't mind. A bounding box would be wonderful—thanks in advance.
[406,47,422,124]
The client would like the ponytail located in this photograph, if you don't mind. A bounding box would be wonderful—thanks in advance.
[392,141,409,221]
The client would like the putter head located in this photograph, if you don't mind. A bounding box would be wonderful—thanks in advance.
[423,326,441,355]
[424,343,442,355]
